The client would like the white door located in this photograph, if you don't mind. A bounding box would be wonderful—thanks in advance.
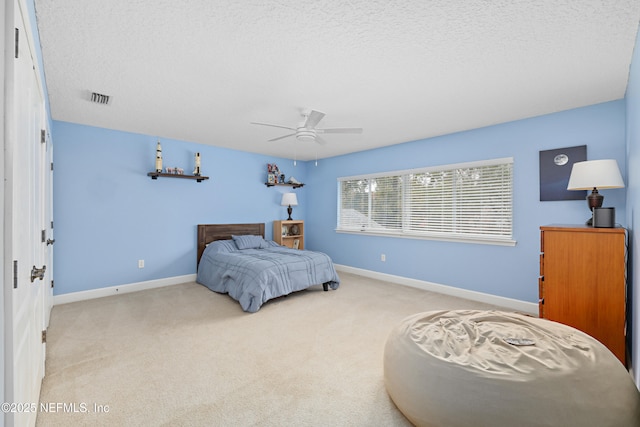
[43,128,54,329]
[4,1,48,425]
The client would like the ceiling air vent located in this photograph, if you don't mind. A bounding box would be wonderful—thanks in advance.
[90,92,110,105]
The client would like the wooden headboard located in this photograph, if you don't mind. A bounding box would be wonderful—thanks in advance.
[197,223,265,265]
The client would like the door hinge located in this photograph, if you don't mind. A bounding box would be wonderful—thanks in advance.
[51,221,54,229]
[41,229,46,243]
[42,330,47,344]
[50,162,54,171]
[30,265,46,282]
[14,28,19,58]
[13,260,18,288]
[41,129,46,144]
[51,280,54,289]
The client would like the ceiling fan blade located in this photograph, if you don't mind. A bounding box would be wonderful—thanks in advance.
[268,133,296,142]
[315,135,328,145]
[250,122,296,131]
[316,127,363,134]
[303,110,325,129]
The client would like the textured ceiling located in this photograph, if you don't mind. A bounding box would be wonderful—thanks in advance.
[35,0,640,161]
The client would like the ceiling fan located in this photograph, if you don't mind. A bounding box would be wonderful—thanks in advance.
[251,109,362,145]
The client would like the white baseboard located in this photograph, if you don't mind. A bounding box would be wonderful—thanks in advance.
[53,268,538,315]
[53,274,197,306]
[335,264,538,316]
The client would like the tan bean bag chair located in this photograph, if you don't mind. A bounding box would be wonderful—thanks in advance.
[384,310,640,427]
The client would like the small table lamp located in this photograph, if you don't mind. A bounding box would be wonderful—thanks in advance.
[281,193,298,220]
[567,159,624,225]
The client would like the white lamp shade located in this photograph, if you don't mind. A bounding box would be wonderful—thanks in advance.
[567,159,625,190]
[281,193,298,206]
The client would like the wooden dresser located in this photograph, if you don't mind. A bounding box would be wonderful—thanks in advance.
[539,225,627,365]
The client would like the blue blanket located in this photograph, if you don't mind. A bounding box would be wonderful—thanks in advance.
[197,243,340,312]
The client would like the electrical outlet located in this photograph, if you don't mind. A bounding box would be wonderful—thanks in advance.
[381,254,386,262]
[138,260,144,268]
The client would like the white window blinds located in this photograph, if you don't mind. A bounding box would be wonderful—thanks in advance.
[337,158,514,244]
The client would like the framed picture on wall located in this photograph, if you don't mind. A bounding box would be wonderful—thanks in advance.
[539,145,587,201]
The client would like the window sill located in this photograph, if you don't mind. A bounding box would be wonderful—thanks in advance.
[335,229,517,246]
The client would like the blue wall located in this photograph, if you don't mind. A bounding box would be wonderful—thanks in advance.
[54,101,627,304]
[306,101,627,303]
[53,121,309,294]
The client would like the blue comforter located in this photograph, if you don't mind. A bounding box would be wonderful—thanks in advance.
[197,242,340,312]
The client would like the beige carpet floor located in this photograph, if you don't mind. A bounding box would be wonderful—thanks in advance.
[36,272,508,426]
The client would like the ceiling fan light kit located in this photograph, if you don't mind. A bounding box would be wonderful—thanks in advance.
[295,128,316,142]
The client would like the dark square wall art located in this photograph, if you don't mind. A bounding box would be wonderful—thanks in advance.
[539,145,587,201]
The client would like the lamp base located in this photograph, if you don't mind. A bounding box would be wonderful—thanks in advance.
[287,205,293,221]
[584,188,603,227]
[587,188,603,211]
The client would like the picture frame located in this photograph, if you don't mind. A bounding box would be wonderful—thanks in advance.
[293,239,300,249]
[539,145,587,201]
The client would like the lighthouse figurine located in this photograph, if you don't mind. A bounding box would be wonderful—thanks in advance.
[193,152,201,176]
[155,140,163,173]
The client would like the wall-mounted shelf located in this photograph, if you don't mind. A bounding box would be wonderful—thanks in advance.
[264,182,304,189]
[148,172,209,182]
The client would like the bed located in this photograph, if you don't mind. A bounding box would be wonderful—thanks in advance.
[196,223,340,312]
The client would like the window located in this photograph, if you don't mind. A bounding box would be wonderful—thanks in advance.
[337,158,514,245]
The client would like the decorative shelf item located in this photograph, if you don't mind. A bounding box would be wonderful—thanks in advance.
[193,152,201,176]
[264,182,304,189]
[148,172,209,182]
[149,140,207,182]
[265,162,304,188]
[155,140,163,172]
